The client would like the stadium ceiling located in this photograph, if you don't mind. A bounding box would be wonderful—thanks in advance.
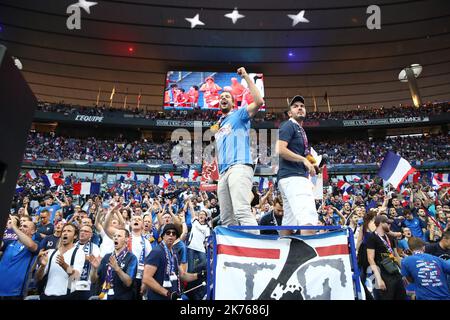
[1,0,450,112]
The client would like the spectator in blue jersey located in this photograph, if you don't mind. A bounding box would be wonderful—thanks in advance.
[89,228,137,300]
[143,223,204,300]
[401,237,450,300]
[276,95,319,236]
[402,209,427,240]
[0,215,39,299]
[215,67,264,235]
[39,219,64,251]
[36,195,61,223]
[35,209,54,241]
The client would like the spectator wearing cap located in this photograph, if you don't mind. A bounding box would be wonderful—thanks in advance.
[0,215,39,299]
[276,95,318,236]
[366,215,406,300]
[401,237,450,300]
[143,223,204,300]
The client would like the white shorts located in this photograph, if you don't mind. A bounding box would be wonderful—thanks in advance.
[278,176,318,227]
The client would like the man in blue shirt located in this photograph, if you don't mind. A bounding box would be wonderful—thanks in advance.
[36,195,62,223]
[276,95,317,235]
[215,67,264,235]
[402,209,426,240]
[401,237,450,300]
[143,224,203,300]
[0,215,39,299]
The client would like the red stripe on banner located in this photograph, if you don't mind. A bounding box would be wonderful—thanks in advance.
[397,167,417,191]
[114,164,129,167]
[316,244,349,256]
[217,245,280,259]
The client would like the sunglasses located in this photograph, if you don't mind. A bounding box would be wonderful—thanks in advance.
[164,230,177,236]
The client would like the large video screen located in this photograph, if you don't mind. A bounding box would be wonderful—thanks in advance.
[163,71,265,111]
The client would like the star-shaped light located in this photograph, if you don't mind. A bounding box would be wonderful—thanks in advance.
[224,8,245,24]
[287,10,310,27]
[185,14,205,29]
[74,0,98,14]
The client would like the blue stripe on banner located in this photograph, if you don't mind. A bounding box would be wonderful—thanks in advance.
[216,226,347,240]
[377,151,401,181]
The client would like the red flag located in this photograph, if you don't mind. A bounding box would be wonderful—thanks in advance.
[322,165,328,182]
[52,173,64,186]
[72,182,81,195]
[200,158,219,191]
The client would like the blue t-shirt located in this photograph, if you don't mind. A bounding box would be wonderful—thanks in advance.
[277,119,308,181]
[402,218,425,239]
[39,234,60,251]
[215,107,253,175]
[145,244,180,300]
[173,240,188,265]
[397,238,410,252]
[401,253,450,300]
[97,251,137,300]
[0,239,39,296]
[36,204,61,223]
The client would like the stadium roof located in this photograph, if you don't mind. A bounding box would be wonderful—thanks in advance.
[1,0,449,112]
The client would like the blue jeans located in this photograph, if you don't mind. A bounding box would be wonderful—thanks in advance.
[187,248,206,273]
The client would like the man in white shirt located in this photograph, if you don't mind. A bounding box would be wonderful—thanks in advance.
[36,223,85,299]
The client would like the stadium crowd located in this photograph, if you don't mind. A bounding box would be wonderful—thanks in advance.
[37,100,449,122]
[2,171,450,300]
[24,132,449,164]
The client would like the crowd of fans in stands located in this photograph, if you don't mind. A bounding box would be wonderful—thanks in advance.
[2,172,450,300]
[24,132,449,164]
[37,100,449,122]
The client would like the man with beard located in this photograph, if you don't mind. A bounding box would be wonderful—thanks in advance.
[366,215,407,300]
[215,67,264,235]
[89,228,137,300]
[36,223,85,299]
[143,224,204,300]
[72,225,100,300]
[259,196,284,235]
[276,95,317,236]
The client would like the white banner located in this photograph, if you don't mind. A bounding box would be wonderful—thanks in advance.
[214,227,358,300]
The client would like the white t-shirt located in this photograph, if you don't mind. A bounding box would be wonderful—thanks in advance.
[99,229,114,258]
[44,246,85,296]
[130,233,152,279]
[74,241,101,291]
[187,220,211,253]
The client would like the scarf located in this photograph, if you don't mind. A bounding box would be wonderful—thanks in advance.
[161,241,181,294]
[98,247,128,300]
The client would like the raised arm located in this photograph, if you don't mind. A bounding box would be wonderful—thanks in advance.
[237,67,264,118]
[9,215,38,252]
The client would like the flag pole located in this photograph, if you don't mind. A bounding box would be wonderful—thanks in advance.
[312,92,317,112]
[96,87,101,106]
[327,95,331,113]
[137,89,142,109]
[123,88,128,109]
[109,86,115,107]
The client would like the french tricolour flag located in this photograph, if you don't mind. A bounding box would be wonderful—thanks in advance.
[72,182,101,195]
[152,175,169,189]
[41,173,64,187]
[26,169,38,180]
[432,173,450,189]
[377,151,416,190]
[126,171,137,181]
